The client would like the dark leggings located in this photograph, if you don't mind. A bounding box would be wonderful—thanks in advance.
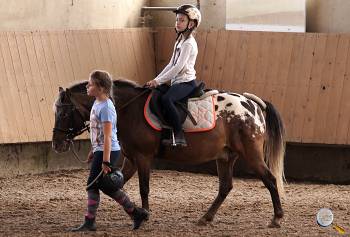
[85,150,135,218]
[87,150,120,190]
[160,80,196,132]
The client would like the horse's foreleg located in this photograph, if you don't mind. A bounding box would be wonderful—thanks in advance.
[121,156,137,184]
[136,154,152,211]
[198,152,237,225]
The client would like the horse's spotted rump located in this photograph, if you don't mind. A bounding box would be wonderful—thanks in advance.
[240,100,256,116]
[214,93,265,136]
[217,96,225,101]
[229,93,241,97]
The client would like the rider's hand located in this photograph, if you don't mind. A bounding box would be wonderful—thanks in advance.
[145,79,158,88]
[102,162,111,174]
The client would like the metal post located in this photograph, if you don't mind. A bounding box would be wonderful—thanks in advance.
[140,0,200,27]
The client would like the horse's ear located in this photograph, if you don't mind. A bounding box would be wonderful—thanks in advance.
[59,87,64,92]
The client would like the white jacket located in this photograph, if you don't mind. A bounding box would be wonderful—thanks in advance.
[155,35,198,85]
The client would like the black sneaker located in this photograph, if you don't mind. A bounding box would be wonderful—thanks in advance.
[131,207,149,230]
[70,217,97,232]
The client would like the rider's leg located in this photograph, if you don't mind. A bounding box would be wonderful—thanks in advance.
[160,80,196,145]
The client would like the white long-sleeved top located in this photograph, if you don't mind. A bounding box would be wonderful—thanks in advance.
[154,35,198,85]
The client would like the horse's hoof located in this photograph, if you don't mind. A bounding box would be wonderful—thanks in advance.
[268,219,281,228]
[197,218,208,226]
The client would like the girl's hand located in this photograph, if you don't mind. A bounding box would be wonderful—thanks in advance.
[87,150,94,163]
[146,79,158,88]
[102,162,111,174]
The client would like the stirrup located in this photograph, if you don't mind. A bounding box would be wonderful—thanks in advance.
[161,129,187,147]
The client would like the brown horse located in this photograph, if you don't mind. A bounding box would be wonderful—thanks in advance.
[52,79,286,228]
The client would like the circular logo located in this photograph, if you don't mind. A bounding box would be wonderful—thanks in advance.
[316,208,334,227]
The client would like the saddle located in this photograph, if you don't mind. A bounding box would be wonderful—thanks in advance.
[149,81,206,129]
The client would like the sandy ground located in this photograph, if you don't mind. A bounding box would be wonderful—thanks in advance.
[0,169,349,237]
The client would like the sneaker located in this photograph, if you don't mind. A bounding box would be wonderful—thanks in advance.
[70,217,97,232]
[131,207,149,230]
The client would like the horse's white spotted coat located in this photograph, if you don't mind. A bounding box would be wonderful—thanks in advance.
[214,93,265,135]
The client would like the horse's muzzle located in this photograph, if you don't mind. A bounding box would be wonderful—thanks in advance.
[52,140,70,153]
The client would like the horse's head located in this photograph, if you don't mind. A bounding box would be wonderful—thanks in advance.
[52,84,93,153]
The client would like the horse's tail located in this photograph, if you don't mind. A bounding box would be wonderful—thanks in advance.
[263,101,286,197]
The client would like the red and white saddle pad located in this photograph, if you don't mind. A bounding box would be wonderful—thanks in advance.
[144,91,218,132]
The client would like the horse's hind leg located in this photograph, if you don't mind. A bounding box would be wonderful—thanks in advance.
[245,145,283,228]
[198,150,237,225]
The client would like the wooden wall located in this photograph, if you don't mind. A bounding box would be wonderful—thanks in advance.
[0,28,155,144]
[155,28,350,145]
[1,27,350,145]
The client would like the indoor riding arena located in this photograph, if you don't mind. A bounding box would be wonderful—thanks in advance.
[1,1,350,236]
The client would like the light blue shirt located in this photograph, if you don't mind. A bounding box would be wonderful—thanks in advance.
[90,98,120,152]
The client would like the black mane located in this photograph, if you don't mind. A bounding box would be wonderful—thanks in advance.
[68,80,88,94]
[113,78,145,90]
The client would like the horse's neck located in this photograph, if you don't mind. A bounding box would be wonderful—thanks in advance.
[115,89,148,124]
[114,88,146,110]
[72,93,95,121]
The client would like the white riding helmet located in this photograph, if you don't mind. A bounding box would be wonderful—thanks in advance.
[173,4,201,28]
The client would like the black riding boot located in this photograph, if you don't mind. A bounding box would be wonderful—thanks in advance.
[130,207,149,230]
[174,130,187,147]
[161,129,187,147]
[70,217,97,232]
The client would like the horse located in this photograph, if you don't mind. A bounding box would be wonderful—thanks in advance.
[52,79,286,228]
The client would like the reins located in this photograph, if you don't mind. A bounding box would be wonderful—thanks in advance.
[118,88,151,111]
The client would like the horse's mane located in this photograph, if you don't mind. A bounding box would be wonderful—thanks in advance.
[113,78,145,90]
[53,81,88,112]
[68,80,88,94]
[53,78,145,111]
[69,78,144,92]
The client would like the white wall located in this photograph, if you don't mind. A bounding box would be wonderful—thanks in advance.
[226,0,306,32]
[0,0,149,30]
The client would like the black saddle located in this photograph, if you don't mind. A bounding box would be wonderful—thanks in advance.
[149,81,205,128]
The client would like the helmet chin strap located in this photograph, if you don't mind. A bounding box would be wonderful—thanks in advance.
[175,20,193,39]
[175,21,190,33]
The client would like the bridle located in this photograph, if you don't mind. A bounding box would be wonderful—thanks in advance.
[53,102,90,141]
[53,96,90,163]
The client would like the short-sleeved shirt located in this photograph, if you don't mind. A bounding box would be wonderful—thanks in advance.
[90,98,120,152]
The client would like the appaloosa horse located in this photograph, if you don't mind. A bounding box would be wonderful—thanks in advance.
[52,79,286,228]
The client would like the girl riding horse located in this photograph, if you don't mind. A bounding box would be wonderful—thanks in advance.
[146,4,201,147]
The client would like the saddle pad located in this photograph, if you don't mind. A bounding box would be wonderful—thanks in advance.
[144,93,216,132]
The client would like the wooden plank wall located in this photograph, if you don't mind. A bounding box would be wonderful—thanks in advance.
[0,28,155,144]
[155,28,350,145]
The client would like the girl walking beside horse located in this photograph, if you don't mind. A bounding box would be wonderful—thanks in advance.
[71,70,148,231]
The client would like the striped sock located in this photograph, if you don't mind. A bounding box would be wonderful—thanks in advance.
[85,189,100,219]
[108,190,135,214]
